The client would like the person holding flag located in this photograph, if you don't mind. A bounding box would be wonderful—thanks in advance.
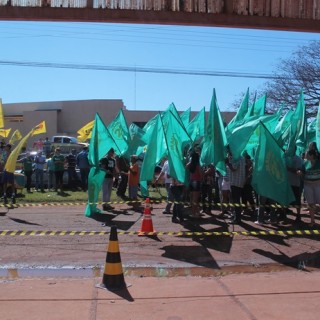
[99,148,118,211]
[17,152,34,193]
[2,121,47,204]
[155,157,173,215]
[126,155,140,212]
[226,149,246,225]
[297,149,320,227]
[186,149,202,219]
[170,177,185,223]
[1,144,15,204]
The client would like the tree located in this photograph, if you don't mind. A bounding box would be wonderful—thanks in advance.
[264,41,320,118]
[231,41,320,119]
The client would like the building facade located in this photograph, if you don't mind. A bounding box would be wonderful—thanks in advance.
[2,99,235,149]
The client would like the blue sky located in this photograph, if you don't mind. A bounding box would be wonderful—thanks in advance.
[1,21,320,113]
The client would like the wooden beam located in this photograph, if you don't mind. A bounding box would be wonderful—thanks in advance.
[0,7,320,33]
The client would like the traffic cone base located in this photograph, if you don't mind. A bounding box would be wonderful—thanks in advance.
[138,215,155,234]
[97,225,129,291]
[138,198,156,236]
[96,274,127,291]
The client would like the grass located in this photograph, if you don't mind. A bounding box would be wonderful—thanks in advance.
[15,186,166,204]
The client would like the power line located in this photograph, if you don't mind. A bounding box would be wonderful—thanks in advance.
[0,60,285,80]
[0,21,311,53]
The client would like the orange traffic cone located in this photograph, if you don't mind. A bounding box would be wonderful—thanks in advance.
[138,198,155,236]
[96,225,127,291]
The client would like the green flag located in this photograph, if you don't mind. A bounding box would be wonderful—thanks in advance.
[293,90,307,149]
[244,93,266,119]
[143,103,183,148]
[283,91,307,156]
[245,113,282,158]
[273,108,293,139]
[307,117,316,146]
[228,113,281,161]
[228,117,260,161]
[225,88,250,137]
[161,103,184,130]
[107,109,129,156]
[274,108,294,150]
[139,114,167,196]
[87,114,118,166]
[124,123,147,159]
[180,107,191,127]
[164,111,191,183]
[187,107,205,143]
[143,113,159,142]
[251,123,295,206]
[200,89,227,175]
[85,113,118,217]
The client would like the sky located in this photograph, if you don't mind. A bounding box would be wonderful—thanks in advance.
[1,21,320,113]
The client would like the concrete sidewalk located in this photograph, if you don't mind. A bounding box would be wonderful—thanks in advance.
[1,270,319,320]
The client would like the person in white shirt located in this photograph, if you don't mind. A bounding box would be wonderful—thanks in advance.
[155,158,173,214]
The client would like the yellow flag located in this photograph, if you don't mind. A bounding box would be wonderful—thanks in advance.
[9,129,22,145]
[5,122,46,173]
[5,131,33,173]
[0,99,4,128]
[31,121,46,136]
[0,128,11,138]
[77,120,94,142]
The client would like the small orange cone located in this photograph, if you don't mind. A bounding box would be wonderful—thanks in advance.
[96,225,127,291]
[138,198,155,236]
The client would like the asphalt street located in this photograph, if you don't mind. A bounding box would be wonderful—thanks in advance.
[1,201,320,272]
[1,201,320,319]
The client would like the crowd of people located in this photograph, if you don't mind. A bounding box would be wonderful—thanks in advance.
[1,132,320,229]
[98,141,320,228]
[0,140,91,202]
[98,148,141,212]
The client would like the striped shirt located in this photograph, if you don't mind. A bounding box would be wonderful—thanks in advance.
[228,156,246,188]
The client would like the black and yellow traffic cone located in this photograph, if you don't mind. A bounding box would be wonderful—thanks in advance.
[97,225,127,291]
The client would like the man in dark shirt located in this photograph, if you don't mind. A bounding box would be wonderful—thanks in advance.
[2,144,15,205]
[65,149,79,190]
[99,148,118,211]
[19,152,34,193]
[116,156,130,198]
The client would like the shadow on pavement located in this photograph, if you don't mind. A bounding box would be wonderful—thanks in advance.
[253,248,320,270]
[239,220,291,246]
[90,212,137,231]
[161,245,220,269]
[180,221,234,253]
[9,217,42,226]
[97,285,134,302]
